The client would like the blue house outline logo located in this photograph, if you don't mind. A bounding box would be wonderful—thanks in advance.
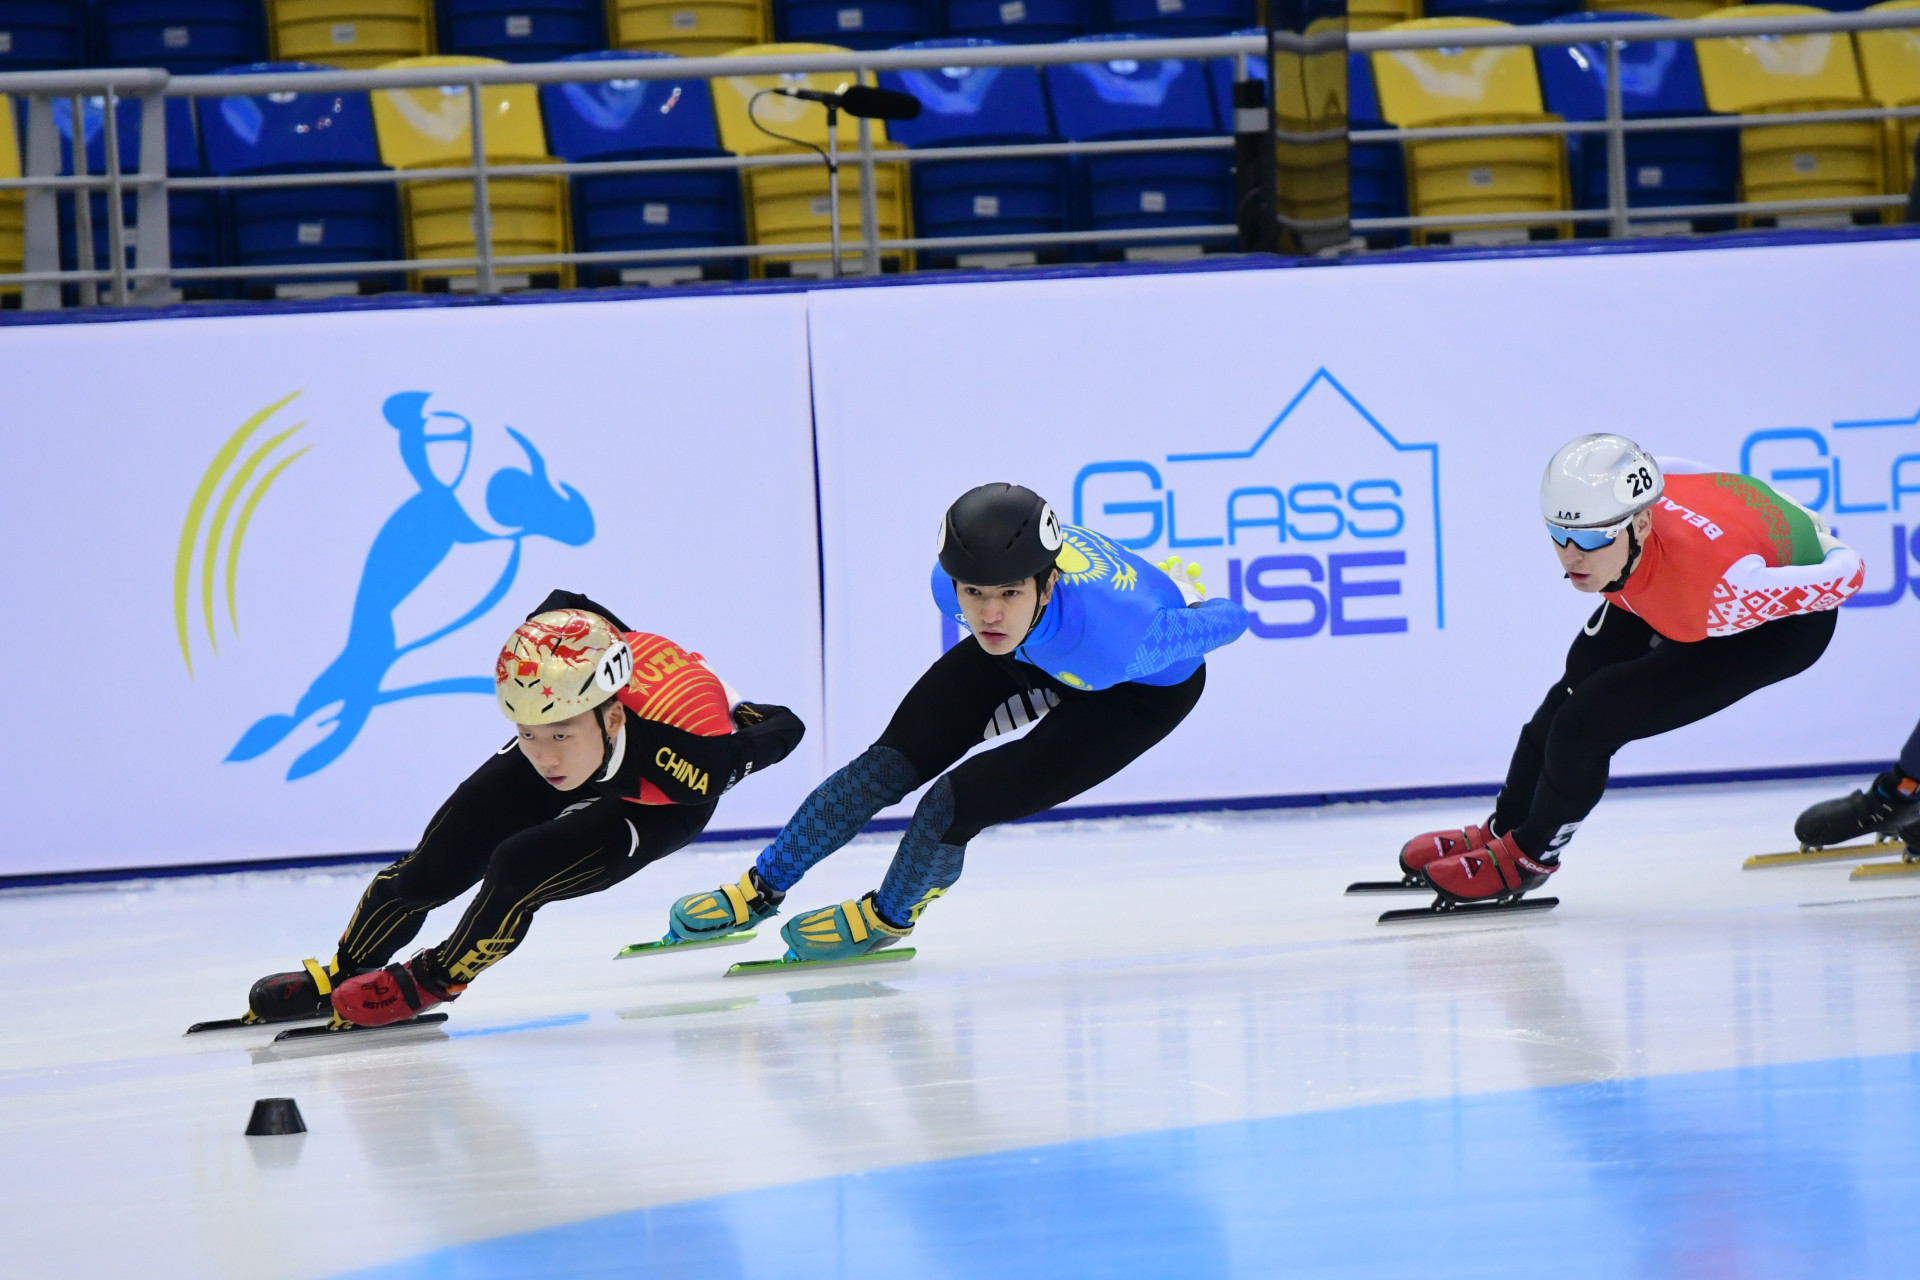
[1741,400,1920,610]
[1073,368,1445,630]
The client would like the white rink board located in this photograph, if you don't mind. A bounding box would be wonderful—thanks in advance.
[807,239,1920,815]
[0,295,825,875]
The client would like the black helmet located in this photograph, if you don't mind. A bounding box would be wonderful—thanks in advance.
[937,483,1063,585]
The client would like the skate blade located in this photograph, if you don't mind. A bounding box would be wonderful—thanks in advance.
[1745,838,1907,869]
[1345,877,1429,895]
[272,1012,449,1042]
[725,947,917,977]
[1377,897,1559,925]
[614,930,756,959]
[184,1011,330,1035]
[1849,859,1920,881]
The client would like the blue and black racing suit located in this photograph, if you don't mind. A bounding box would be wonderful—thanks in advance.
[752,525,1250,926]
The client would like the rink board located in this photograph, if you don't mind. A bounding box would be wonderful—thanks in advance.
[808,236,1920,818]
[4,237,1919,875]
[0,295,825,875]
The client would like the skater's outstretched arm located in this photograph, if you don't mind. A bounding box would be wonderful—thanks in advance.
[1121,596,1250,683]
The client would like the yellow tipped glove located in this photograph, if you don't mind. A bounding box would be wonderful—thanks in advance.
[1155,556,1208,606]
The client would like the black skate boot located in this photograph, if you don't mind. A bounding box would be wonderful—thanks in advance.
[1793,769,1920,849]
[246,957,356,1025]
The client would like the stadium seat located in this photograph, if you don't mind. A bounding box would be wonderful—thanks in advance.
[200,62,404,298]
[1536,11,1737,231]
[442,0,603,61]
[0,0,88,71]
[1106,0,1254,40]
[1351,0,1423,31]
[0,95,21,300]
[1856,0,1920,201]
[607,0,768,56]
[539,50,745,284]
[1426,0,1578,26]
[880,38,1072,267]
[1043,32,1235,259]
[1694,3,1884,223]
[1585,0,1725,19]
[773,0,928,49]
[711,42,909,275]
[1371,17,1573,243]
[942,0,1090,45]
[369,54,572,289]
[268,0,435,70]
[99,0,265,73]
[54,95,221,297]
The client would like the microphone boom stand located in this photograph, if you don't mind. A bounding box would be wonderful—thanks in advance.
[825,100,842,279]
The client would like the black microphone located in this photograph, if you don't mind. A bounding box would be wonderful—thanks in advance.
[773,84,922,121]
[836,85,922,121]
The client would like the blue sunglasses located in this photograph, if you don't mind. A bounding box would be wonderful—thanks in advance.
[1546,521,1626,551]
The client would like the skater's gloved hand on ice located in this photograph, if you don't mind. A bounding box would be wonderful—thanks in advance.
[1155,557,1208,606]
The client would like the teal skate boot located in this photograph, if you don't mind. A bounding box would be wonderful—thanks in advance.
[782,893,912,962]
[672,870,783,941]
[618,870,783,959]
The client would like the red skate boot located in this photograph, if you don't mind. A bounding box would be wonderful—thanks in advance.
[1399,823,1494,876]
[1423,832,1557,904]
[1348,821,1496,895]
[330,952,465,1028]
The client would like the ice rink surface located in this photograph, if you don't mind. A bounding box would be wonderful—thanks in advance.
[4,777,1920,1279]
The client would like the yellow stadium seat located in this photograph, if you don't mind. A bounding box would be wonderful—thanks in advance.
[1371,19,1571,244]
[0,96,20,297]
[1586,0,1727,19]
[1350,0,1420,33]
[269,0,435,70]
[1857,0,1920,198]
[714,43,909,275]
[607,0,768,56]
[1696,5,1885,223]
[370,56,571,290]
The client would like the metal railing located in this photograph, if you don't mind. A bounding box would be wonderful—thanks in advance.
[0,10,1914,307]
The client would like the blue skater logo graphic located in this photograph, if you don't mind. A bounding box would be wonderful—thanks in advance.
[185,391,594,780]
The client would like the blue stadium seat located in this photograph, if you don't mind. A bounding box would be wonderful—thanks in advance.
[943,0,1089,45]
[97,0,263,74]
[1206,36,1409,243]
[1536,12,1737,231]
[200,62,403,298]
[539,50,746,285]
[1107,0,1254,39]
[440,0,605,62]
[775,0,933,49]
[55,94,221,297]
[1423,0,1579,23]
[774,0,928,49]
[1044,33,1233,257]
[0,1,88,71]
[881,38,1072,266]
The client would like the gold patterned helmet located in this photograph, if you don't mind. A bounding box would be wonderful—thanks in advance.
[493,609,634,725]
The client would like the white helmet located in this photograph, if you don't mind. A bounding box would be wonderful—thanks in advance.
[1540,434,1663,532]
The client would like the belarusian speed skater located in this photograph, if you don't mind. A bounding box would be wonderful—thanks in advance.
[1390,435,1864,912]
[231,590,804,1033]
[662,482,1251,967]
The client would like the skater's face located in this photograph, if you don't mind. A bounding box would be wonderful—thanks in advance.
[515,703,625,790]
[956,574,1057,655]
[1555,510,1651,592]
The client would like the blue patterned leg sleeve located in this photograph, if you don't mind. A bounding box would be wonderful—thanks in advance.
[874,775,967,928]
[754,745,921,893]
